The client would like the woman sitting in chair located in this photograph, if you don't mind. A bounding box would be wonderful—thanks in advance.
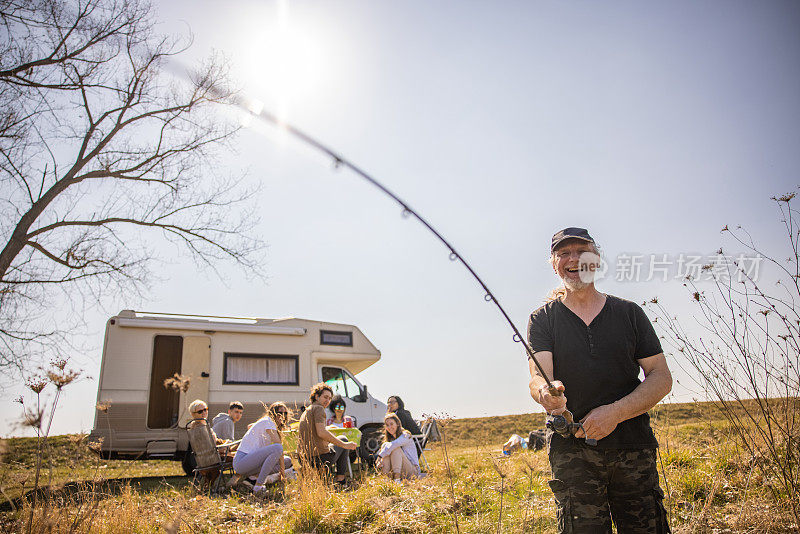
[326,395,355,428]
[233,403,291,494]
[186,399,226,486]
[377,412,421,481]
[386,395,421,435]
[187,399,224,436]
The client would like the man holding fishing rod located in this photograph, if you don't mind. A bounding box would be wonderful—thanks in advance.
[528,228,673,533]
[235,99,672,529]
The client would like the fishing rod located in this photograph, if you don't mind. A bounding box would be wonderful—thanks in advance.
[234,96,592,443]
[236,99,548,375]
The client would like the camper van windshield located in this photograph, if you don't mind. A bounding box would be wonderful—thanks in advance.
[321,367,363,401]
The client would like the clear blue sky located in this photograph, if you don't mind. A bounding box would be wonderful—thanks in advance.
[3,0,799,436]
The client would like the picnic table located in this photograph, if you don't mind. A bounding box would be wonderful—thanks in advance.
[217,439,242,450]
[216,439,241,461]
[282,426,361,453]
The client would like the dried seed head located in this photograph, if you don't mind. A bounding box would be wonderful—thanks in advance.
[96,400,112,413]
[25,377,47,394]
[490,458,507,478]
[521,457,536,473]
[88,438,104,453]
[47,367,80,389]
[773,192,796,203]
[22,408,43,429]
[50,358,67,371]
[163,373,191,392]
[422,412,453,427]
[69,434,87,445]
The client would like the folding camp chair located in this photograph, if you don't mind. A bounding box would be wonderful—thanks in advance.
[411,420,437,472]
[295,446,355,485]
[186,420,236,495]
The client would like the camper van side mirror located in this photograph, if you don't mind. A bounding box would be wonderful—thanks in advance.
[353,384,367,403]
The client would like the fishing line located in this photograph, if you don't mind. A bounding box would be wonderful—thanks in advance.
[232,95,555,387]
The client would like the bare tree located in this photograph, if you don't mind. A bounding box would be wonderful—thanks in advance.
[646,190,800,524]
[0,0,263,375]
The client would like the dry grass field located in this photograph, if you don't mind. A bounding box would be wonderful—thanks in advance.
[1,401,798,533]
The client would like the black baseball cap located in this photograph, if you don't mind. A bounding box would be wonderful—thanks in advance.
[551,227,595,253]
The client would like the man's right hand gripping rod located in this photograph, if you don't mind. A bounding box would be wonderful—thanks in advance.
[525,342,597,446]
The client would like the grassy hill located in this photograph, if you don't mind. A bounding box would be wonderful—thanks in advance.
[1,400,797,533]
[441,399,729,448]
[0,399,747,480]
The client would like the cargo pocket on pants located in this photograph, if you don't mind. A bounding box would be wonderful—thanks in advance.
[653,487,670,534]
[548,478,572,534]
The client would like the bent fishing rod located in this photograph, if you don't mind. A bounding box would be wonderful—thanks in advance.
[231,96,592,440]
[237,100,545,371]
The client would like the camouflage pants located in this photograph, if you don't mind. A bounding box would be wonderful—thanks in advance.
[548,441,670,533]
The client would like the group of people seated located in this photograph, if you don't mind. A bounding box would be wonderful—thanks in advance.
[187,398,295,494]
[186,385,425,495]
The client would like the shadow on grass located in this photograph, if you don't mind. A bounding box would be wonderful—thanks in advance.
[1,475,191,512]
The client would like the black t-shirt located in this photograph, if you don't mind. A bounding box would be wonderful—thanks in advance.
[527,294,663,450]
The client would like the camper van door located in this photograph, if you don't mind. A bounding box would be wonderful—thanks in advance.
[320,366,370,426]
[180,336,211,412]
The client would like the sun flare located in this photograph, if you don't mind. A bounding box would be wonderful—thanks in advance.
[239,0,325,122]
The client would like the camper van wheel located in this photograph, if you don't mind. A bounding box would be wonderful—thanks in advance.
[181,448,197,476]
[359,427,382,466]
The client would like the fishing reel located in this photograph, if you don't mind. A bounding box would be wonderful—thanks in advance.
[543,386,597,446]
[546,411,596,446]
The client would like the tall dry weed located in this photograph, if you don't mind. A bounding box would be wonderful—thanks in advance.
[648,191,800,526]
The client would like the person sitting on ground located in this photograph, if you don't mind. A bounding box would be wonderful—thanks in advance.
[377,412,421,481]
[297,383,358,488]
[232,403,291,494]
[326,395,355,428]
[387,395,421,435]
[211,401,243,442]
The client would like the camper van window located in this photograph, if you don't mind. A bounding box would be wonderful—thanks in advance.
[320,330,353,347]
[223,353,299,385]
[321,366,364,401]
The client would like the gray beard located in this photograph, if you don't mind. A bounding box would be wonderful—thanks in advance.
[562,277,591,291]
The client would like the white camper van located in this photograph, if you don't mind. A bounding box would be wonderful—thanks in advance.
[89,310,388,472]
